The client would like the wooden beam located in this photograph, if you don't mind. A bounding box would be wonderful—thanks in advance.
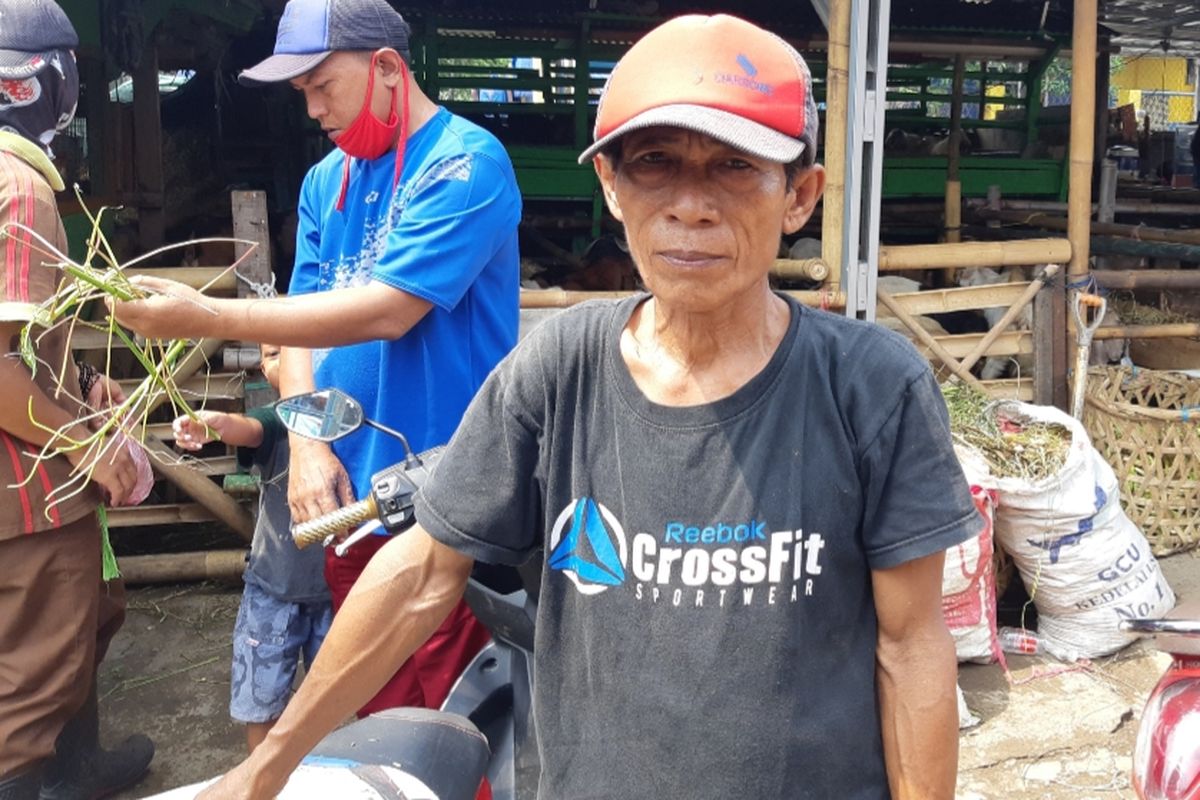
[914,330,1032,359]
[886,282,1029,316]
[118,549,248,584]
[105,502,217,527]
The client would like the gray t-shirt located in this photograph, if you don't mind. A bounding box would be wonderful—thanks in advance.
[239,408,330,604]
[416,295,977,800]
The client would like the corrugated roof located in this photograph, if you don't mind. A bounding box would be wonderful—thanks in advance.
[1102,1,1200,57]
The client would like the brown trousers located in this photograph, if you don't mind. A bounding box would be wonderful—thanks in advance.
[0,512,126,776]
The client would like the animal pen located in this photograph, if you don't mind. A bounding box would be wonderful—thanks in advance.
[43,0,1200,577]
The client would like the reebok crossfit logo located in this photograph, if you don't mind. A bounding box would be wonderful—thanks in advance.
[547,498,628,596]
[548,499,827,607]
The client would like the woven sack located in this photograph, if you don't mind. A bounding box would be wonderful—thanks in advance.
[1082,366,1200,556]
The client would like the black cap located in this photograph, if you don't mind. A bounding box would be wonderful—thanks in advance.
[0,0,78,80]
[239,0,410,86]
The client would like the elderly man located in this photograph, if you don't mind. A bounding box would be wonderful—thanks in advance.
[115,0,520,717]
[148,14,975,800]
[0,1,153,797]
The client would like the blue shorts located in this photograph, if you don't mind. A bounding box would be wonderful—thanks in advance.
[229,582,333,724]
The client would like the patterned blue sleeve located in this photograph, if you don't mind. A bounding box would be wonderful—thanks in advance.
[288,170,323,297]
[370,151,521,311]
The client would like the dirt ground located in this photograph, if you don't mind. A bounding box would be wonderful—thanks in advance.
[98,551,1199,799]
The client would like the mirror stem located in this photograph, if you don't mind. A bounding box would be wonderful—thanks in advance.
[363,418,419,465]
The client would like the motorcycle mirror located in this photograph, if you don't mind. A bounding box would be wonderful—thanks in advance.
[275,389,364,442]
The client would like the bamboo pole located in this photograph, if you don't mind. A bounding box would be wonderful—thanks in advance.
[877,238,1071,271]
[972,198,1200,216]
[772,258,831,282]
[1093,324,1200,340]
[821,0,851,291]
[876,288,986,389]
[1091,270,1200,290]
[126,267,237,292]
[119,549,248,584]
[1068,0,1098,278]
[520,289,848,310]
[945,55,966,246]
[975,208,1200,245]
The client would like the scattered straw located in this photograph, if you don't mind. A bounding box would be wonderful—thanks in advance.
[941,383,1071,481]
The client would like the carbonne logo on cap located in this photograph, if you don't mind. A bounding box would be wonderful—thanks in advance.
[714,52,773,96]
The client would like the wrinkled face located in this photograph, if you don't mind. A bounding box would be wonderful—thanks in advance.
[290,50,400,142]
[259,343,281,390]
[596,128,824,314]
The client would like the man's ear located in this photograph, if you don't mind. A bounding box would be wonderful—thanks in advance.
[782,164,826,236]
[376,48,407,88]
[593,154,624,223]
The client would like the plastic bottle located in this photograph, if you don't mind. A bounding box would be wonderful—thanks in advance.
[997,626,1042,655]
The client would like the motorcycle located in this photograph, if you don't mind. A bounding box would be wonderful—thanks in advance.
[153,389,537,800]
[1120,599,1200,800]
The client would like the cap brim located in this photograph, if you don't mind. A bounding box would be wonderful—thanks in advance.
[0,49,53,80]
[238,52,332,86]
[578,104,805,165]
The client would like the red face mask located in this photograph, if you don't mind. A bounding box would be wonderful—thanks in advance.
[333,51,411,212]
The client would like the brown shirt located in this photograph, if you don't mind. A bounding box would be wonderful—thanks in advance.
[0,147,100,539]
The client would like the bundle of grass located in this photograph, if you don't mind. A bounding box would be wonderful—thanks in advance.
[1,191,255,518]
[940,383,1071,482]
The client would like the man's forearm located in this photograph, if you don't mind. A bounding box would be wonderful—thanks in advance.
[246,529,472,791]
[129,283,432,348]
[0,356,92,454]
[876,631,960,800]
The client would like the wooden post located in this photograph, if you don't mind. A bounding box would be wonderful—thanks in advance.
[231,191,275,409]
[131,42,165,249]
[81,56,112,198]
[1068,0,1098,279]
[231,191,273,295]
[1097,159,1118,224]
[1094,48,1111,168]
[821,0,852,291]
[945,55,967,245]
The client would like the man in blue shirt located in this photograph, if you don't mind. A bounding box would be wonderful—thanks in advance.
[114,0,521,714]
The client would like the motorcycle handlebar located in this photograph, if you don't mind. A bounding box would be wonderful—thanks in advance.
[292,496,379,549]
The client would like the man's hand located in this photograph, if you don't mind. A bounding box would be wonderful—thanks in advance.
[107,275,217,341]
[287,439,355,524]
[84,374,127,431]
[195,757,286,800]
[66,433,139,506]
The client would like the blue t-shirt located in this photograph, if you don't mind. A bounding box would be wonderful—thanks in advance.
[290,107,521,498]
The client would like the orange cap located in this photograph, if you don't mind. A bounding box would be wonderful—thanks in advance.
[578,14,818,165]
